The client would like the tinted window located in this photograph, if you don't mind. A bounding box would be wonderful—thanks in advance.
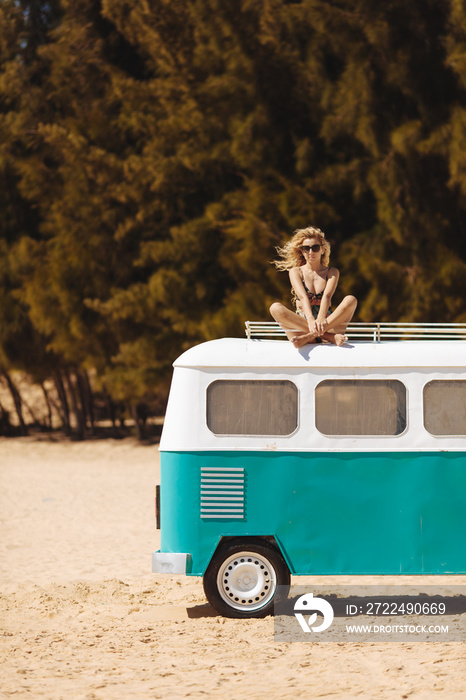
[207,380,298,436]
[315,380,406,436]
[424,380,466,436]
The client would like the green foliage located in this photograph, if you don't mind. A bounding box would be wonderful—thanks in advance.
[1,0,466,422]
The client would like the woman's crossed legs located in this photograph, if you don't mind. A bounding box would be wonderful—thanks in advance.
[270,296,357,348]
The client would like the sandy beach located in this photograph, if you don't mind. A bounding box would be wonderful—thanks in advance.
[1,436,465,699]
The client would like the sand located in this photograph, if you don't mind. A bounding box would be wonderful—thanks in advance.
[0,436,465,699]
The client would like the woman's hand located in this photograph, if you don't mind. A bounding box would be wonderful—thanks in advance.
[314,317,328,336]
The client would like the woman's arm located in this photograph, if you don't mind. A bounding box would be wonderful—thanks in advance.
[315,267,340,333]
[289,267,315,334]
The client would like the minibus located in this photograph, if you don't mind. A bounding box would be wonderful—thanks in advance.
[152,322,466,618]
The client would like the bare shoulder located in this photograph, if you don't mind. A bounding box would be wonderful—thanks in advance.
[289,266,303,279]
[328,266,340,277]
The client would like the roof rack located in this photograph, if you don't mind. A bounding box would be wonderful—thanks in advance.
[245,321,466,341]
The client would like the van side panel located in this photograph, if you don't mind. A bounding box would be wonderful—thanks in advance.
[159,450,466,576]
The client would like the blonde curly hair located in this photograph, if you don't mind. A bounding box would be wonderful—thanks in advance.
[273,227,331,271]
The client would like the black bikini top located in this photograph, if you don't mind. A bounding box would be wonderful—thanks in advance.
[299,268,329,304]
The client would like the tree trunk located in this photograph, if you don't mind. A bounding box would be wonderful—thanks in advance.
[130,402,145,441]
[104,390,120,438]
[1,370,28,436]
[64,369,85,440]
[53,370,71,434]
[0,399,12,436]
[75,371,88,434]
[41,382,53,430]
[78,370,95,435]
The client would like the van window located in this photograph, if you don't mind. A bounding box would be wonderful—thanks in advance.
[207,380,298,436]
[423,380,466,436]
[315,379,406,436]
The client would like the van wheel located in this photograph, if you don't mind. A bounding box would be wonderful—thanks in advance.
[203,540,290,618]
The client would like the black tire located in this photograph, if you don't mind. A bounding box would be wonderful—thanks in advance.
[203,539,290,618]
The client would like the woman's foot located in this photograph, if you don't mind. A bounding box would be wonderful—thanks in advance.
[290,332,317,348]
[319,332,348,346]
[333,333,348,346]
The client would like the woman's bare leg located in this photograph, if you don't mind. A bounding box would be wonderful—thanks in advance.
[321,295,358,345]
[269,303,317,348]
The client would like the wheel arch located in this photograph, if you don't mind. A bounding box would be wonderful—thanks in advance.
[207,535,292,575]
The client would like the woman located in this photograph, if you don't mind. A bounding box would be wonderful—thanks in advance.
[270,226,357,348]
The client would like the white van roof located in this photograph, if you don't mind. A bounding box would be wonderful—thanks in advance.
[173,338,466,370]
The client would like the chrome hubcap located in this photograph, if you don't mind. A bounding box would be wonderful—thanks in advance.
[217,551,277,612]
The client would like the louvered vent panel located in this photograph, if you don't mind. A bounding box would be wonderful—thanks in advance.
[200,467,245,519]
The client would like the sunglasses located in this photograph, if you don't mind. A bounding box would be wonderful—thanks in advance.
[300,244,321,253]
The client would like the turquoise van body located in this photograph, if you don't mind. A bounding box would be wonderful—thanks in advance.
[160,450,465,576]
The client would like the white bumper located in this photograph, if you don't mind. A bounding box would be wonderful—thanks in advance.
[152,551,191,574]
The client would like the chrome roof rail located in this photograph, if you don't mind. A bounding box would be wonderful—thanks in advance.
[244,321,466,341]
